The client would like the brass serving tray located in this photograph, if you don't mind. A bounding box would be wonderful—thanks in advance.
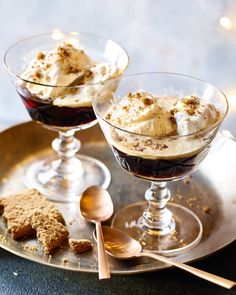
[0,121,235,274]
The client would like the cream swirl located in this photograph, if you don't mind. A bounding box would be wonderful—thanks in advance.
[105,91,177,136]
[21,42,120,107]
[105,92,220,136]
[172,96,220,135]
[103,91,221,159]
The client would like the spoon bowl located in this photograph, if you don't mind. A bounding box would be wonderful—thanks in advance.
[101,226,236,289]
[80,186,113,222]
[102,226,141,260]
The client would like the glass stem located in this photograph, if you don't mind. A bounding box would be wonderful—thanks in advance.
[141,182,175,235]
[51,130,83,180]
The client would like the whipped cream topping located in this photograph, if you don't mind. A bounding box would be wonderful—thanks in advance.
[21,42,120,107]
[172,96,220,136]
[105,91,177,136]
[103,91,220,159]
[105,91,220,136]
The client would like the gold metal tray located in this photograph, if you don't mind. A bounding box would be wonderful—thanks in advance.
[0,121,235,274]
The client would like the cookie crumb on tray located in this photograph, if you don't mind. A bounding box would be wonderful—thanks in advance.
[69,238,93,254]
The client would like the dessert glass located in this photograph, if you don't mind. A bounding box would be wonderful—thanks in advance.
[93,73,228,255]
[4,32,129,202]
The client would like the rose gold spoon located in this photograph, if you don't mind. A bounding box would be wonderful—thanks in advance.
[102,226,236,289]
[80,186,113,280]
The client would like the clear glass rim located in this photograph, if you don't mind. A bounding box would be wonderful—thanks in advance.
[96,72,229,140]
[3,31,130,88]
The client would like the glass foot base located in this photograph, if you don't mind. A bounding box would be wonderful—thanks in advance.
[24,154,111,202]
[112,202,203,256]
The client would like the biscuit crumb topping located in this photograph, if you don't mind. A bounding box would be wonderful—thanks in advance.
[181,95,200,116]
[36,52,45,60]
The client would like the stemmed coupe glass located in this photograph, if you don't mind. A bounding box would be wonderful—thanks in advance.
[4,32,129,202]
[93,73,228,255]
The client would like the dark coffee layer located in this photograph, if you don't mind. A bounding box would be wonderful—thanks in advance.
[18,87,96,127]
[112,145,209,180]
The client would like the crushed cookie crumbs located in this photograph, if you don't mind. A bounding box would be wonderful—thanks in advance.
[117,118,122,125]
[36,52,45,60]
[176,194,183,200]
[45,63,52,69]
[170,108,179,115]
[189,196,197,202]
[67,66,80,74]
[170,116,177,124]
[145,139,153,146]
[182,96,200,106]
[84,69,93,78]
[143,98,153,105]
[36,71,42,79]
[183,178,191,185]
[153,143,168,150]
[182,96,200,116]
[68,218,76,226]
[123,105,130,111]
[203,206,211,214]
[62,257,68,263]
[23,244,38,251]
[57,46,71,57]
[135,146,144,152]
[105,113,111,120]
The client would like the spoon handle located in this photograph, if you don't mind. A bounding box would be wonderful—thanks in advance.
[140,252,236,289]
[96,222,111,280]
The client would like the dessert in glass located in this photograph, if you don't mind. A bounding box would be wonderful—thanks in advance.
[4,32,129,202]
[93,73,228,255]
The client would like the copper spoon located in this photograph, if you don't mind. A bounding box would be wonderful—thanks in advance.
[80,186,113,280]
[102,226,236,289]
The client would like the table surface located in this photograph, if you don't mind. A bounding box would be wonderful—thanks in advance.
[0,0,236,294]
[0,241,235,295]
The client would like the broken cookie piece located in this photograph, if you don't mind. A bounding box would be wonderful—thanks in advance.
[30,211,69,255]
[0,198,4,214]
[0,189,65,239]
[69,238,93,254]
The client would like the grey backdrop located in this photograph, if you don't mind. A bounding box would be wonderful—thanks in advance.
[0,0,236,133]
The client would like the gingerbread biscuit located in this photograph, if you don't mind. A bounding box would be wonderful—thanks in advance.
[30,211,69,255]
[0,189,65,239]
